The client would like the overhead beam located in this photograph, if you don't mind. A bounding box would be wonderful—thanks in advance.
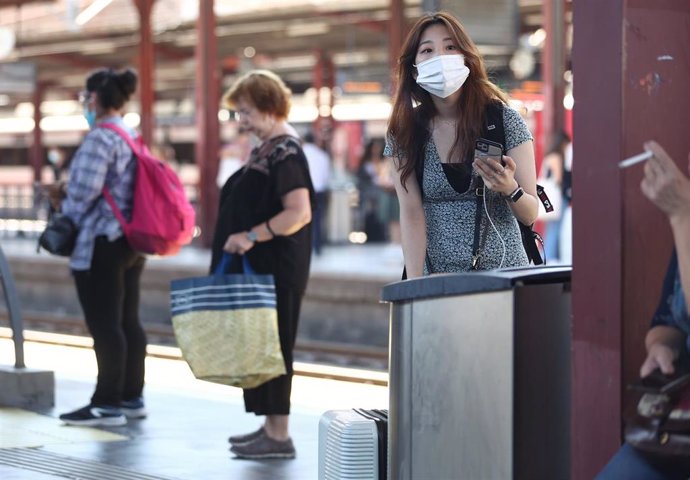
[39,52,103,70]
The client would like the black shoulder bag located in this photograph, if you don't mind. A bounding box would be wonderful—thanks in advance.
[38,213,78,256]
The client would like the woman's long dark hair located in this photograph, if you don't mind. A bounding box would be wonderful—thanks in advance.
[387,11,509,190]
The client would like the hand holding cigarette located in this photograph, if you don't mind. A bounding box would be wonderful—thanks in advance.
[619,150,653,169]
[639,140,690,220]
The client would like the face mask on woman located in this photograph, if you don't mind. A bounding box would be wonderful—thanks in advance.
[83,107,97,129]
[414,54,470,98]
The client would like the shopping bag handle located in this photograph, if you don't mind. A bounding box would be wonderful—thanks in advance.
[215,253,256,275]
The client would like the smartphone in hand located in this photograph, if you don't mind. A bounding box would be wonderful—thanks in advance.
[475,138,505,166]
[629,368,690,394]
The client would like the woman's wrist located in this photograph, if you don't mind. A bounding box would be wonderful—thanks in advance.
[266,219,277,238]
[502,180,520,197]
[247,220,277,244]
[669,212,690,233]
[505,183,523,202]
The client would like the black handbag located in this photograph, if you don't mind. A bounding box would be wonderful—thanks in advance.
[624,371,690,467]
[38,213,78,256]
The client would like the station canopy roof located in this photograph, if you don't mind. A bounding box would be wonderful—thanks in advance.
[0,0,551,113]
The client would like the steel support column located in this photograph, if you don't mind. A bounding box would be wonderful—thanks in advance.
[30,82,44,183]
[134,0,155,148]
[195,0,220,246]
[542,0,566,144]
[571,2,624,474]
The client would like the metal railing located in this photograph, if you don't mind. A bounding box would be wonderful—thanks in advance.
[0,184,48,239]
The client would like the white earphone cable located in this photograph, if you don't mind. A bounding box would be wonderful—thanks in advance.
[482,186,506,269]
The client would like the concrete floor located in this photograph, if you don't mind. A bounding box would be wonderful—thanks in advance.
[0,339,388,480]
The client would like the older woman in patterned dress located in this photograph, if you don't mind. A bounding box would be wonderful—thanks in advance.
[212,70,314,459]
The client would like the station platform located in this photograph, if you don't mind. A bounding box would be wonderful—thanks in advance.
[0,237,396,478]
[0,337,389,480]
[0,237,405,368]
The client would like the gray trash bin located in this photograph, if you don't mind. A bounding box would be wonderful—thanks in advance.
[381,266,571,480]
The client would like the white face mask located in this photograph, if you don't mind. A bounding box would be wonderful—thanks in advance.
[414,54,470,99]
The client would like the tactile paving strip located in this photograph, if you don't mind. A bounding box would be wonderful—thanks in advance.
[0,447,179,480]
[0,408,125,448]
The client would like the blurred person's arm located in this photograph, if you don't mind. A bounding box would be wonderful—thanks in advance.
[641,141,690,304]
[391,155,426,278]
[638,141,690,378]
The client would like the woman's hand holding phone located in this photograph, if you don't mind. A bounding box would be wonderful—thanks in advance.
[473,153,518,195]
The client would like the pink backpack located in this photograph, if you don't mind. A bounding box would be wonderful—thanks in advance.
[100,123,195,256]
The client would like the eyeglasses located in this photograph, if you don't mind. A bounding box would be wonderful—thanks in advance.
[78,91,92,106]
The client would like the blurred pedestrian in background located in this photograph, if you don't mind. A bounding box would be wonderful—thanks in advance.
[538,129,571,262]
[385,11,538,277]
[47,147,67,182]
[356,138,387,242]
[559,138,573,263]
[302,131,331,255]
[213,69,314,460]
[216,127,252,188]
[57,67,148,427]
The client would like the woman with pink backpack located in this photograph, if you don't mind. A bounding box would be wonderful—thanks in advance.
[53,67,148,426]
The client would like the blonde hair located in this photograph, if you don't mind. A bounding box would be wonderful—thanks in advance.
[223,70,292,119]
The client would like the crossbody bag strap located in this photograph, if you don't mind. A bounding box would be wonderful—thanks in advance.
[470,102,504,270]
[471,178,489,270]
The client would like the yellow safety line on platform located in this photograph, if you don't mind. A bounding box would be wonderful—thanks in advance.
[0,408,126,449]
[0,327,389,386]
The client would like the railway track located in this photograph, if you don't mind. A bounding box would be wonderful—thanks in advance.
[0,311,389,386]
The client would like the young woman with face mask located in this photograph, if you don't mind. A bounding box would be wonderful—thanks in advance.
[385,11,539,277]
[57,68,148,427]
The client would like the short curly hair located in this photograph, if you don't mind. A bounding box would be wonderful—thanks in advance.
[223,70,292,119]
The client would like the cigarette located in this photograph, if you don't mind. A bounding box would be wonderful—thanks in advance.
[619,150,653,169]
